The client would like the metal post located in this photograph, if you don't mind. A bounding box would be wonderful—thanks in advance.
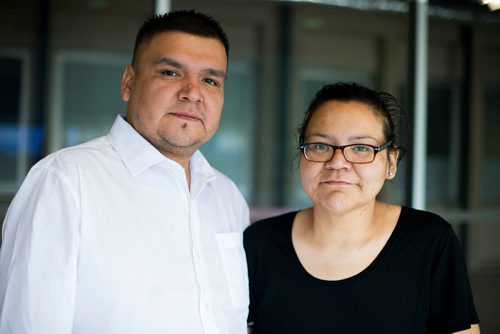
[275,5,292,206]
[155,0,171,15]
[34,0,50,161]
[409,0,428,210]
[457,25,473,251]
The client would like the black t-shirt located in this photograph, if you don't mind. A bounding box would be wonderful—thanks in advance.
[243,206,479,334]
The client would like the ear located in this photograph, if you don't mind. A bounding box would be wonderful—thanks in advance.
[387,148,400,179]
[121,65,135,102]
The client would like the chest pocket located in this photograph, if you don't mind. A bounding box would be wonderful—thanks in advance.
[216,232,249,309]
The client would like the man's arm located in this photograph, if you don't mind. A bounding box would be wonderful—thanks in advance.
[0,165,80,334]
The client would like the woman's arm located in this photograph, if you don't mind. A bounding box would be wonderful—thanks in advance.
[454,324,480,334]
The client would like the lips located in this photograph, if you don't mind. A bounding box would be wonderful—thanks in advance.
[321,180,353,186]
[170,112,200,121]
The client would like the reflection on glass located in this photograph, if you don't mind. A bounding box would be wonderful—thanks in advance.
[201,62,256,200]
[62,60,127,147]
[481,85,500,203]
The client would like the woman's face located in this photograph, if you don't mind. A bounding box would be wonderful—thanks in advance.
[299,100,398,215]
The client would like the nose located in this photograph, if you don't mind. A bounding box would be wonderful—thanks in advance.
[178,77,202,103]
[325,148,350,169]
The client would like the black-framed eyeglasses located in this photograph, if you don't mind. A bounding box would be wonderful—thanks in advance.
[299,140,393,164]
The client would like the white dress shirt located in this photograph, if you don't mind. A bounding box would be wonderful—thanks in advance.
[0,115,250,334]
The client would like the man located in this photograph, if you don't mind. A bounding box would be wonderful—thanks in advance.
[0,10,249,334]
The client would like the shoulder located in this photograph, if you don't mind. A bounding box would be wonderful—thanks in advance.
[243,211,298,262]
[33,136,111,172]
[400,206,453,235]
[212,168,239,190]
[19,137,113,198]
[6,140,111,219]
[397,206,458,254]
[211,168,248,206]
[244,211,297,242]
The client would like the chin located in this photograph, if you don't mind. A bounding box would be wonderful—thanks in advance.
[314,196,350,213]
[314,192,362,213]
[322,203,353,214]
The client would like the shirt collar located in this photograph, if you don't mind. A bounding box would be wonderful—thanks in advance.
[108,115,167,176]
[108,115,217,186]
[190,150,217,197]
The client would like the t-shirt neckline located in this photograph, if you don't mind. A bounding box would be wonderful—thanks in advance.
[286,206,407,286]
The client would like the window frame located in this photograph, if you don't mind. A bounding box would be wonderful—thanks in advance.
[0,47,31,195]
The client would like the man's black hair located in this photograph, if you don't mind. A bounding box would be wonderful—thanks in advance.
[132,10,229,66]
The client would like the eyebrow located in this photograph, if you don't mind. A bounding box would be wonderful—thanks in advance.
[153,57,226,80]
[306,133,379,142]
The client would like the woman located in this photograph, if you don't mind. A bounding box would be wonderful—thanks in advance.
[244,82,480,333]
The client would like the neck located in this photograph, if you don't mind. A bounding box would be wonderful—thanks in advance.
[184,165,191,191]
[300,201,387,247]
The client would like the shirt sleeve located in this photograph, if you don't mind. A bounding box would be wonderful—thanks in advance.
[428,225,479,333]
[0,163,81,334]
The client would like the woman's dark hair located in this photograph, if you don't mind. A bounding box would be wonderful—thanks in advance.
[298,82,407,161]
[132,10,229,67]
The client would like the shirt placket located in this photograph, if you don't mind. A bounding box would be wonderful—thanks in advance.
[189,197,219,334]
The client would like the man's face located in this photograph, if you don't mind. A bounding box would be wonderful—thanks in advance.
[121,31,227,164]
